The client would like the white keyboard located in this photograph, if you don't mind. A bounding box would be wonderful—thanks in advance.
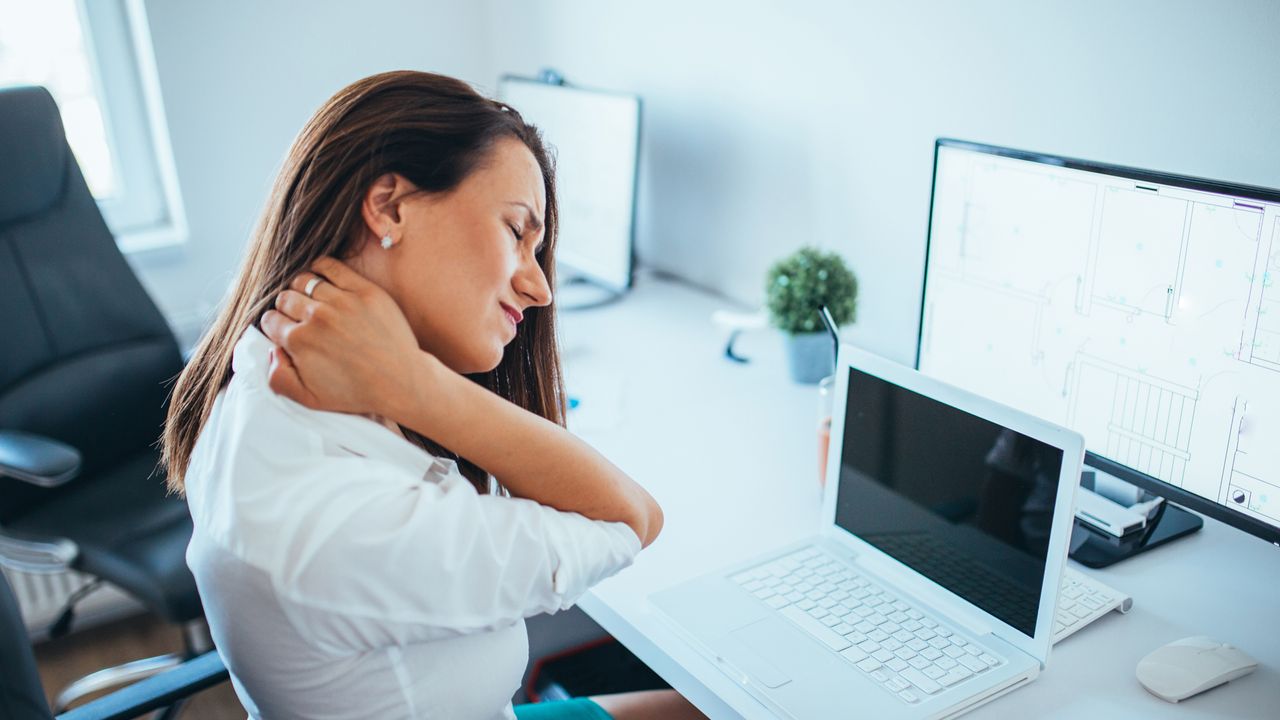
[1055,567,1132,643]
[733,548,1005,705]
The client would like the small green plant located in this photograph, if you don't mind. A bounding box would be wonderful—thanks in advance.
[765,246,857,334]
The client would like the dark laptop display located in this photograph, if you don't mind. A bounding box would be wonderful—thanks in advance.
[834,366,1065,637]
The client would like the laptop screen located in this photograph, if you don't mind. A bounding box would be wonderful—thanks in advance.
[833,366,1064,638]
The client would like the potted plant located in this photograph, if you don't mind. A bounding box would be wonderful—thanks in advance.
[765,246,858,384]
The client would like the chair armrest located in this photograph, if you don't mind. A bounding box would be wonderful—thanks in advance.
[56,651,229,720]
[0,529,78,572]
[0,430,81,488]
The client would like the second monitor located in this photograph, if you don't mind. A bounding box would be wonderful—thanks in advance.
[916,138,1280,557]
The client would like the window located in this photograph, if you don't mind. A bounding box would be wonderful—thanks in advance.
[0,0,185,251]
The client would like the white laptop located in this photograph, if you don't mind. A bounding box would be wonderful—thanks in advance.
[651,344,1085,719]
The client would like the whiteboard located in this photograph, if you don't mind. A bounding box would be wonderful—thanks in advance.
[498,76,640,292]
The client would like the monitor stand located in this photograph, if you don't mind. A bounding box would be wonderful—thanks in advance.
[557,276,625,311]
[1069,500,1203,568]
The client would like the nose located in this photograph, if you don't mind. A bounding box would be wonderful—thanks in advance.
[514,254,552,308]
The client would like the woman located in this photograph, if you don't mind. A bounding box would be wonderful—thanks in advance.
[162,71,699,720]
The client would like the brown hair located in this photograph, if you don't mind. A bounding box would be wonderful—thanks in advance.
[162,70,562,493]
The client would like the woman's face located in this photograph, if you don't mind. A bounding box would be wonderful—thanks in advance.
[354,136,552,374]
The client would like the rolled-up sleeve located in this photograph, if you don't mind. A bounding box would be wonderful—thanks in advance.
[264,454,642,651]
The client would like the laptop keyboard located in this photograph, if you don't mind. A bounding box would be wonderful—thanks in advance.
[732,547,1003,705]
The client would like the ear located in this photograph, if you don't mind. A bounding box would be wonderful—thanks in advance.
[360,173,417,248]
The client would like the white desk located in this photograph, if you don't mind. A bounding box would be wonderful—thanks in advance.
[558,275,1280,719]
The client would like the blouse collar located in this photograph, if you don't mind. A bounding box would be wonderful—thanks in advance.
[231,325,456,479]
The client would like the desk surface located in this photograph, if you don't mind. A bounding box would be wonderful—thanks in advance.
[558,274,1280,719]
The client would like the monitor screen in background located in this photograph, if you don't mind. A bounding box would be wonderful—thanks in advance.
[497,77,640,293]
[918,142,1280,537]
[834,366,1065,638]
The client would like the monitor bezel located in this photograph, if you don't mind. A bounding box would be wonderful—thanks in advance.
[915,138,1280,548]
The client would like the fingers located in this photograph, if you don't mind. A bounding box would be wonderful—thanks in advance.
[259,308,295,348]
[274,289,319,323]
[266,346,319,409]
[310,256,371,293]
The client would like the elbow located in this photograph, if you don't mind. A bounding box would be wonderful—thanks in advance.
[635,497,664,549]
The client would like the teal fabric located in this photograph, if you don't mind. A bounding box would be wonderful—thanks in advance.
[513,698,614,720]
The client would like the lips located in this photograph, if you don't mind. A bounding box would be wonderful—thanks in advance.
[500,303,522,328]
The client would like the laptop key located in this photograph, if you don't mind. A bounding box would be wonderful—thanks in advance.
[898,689,920,704]
[900,667,943,694]
[958,654,988,673]
[780,605,852,651]
[840,646,869,664]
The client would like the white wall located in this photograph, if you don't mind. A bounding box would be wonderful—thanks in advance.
[134,0,1280,365]
[482,0,1280,363]
[130,0,495,346]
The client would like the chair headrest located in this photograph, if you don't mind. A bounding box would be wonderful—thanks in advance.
[0,85,69,226]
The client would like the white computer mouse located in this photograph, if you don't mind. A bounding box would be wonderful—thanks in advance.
[1136,636,1258,703]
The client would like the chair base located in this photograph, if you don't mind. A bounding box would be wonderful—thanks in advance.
[55,653,184,712]
[53,619,211,715]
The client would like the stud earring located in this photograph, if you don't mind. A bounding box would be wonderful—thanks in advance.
[380,232,394,250]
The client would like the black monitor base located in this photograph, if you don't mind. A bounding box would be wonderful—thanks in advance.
[1069,501,1203,568]
[557,277,626,311]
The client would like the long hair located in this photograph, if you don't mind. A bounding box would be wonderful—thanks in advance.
[162,71,562,493]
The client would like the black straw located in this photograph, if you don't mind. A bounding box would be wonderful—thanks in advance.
[818,306,840,369]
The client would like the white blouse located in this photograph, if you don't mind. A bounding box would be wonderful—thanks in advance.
[183,327,641,720]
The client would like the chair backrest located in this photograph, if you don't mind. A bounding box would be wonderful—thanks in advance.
[0,570,55,720]
[0,86,183,522]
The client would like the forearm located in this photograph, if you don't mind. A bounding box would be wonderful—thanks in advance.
[389,353,662,546]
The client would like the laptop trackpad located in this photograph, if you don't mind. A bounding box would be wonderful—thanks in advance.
[719,619,795,689]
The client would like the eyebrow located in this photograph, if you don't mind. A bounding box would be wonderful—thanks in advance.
[506,201,544,233]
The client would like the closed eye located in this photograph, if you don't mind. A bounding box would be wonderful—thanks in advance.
[508,223,522,241]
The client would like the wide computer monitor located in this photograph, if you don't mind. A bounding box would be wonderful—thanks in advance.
[498,75,641,295]
[917,138,1280,548]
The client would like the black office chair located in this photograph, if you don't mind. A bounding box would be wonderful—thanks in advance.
[0,85,206,712]
[1,569,228,720]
